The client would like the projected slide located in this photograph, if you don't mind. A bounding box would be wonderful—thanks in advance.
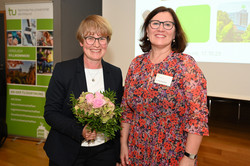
[135,0,250,64]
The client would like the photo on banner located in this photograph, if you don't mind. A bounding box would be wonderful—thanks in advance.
[5,2,53,139]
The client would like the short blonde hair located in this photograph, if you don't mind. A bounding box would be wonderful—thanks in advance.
[76,15,112,43]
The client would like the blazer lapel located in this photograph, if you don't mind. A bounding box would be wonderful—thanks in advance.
[76,54,87,93]
[102,60,111,91]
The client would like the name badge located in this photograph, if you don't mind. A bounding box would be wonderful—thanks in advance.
[155,73,173,86]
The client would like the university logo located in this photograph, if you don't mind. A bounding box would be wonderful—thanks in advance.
[8,8,17,16]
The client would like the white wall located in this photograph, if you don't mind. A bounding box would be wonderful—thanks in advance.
[103,0,135,85]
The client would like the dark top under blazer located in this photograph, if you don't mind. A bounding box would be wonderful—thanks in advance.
[43,55,123,166]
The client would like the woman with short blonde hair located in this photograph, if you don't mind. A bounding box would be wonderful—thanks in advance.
[44,15,123,166]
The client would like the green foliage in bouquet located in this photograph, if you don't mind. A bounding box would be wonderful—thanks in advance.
[70,89,122,140]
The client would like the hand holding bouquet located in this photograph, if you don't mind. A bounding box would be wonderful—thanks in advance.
[70,89,122,140]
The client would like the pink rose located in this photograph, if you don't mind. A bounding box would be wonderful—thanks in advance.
[85,93,94,104]
[92,98,106,108]
[95,92,104,99]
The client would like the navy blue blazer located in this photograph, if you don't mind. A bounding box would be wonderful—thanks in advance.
[43,55,123,166]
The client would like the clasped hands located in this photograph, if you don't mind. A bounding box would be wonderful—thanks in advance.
[82,125,97,141]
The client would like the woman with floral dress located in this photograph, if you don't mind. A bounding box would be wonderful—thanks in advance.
[120,6,209,166]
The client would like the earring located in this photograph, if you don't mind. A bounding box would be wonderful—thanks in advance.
[147,37,149,41]
[173,39,175,43]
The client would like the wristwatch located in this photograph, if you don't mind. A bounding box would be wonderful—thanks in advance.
[184,151,197,159]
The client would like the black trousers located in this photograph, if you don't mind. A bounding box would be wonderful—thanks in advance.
[49,142,118,166]
[73,142,116,166]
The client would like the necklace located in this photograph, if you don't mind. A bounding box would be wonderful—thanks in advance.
[85,68,102,82]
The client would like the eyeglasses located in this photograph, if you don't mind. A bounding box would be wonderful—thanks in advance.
[149,20,175,30]
[83,36,108,45]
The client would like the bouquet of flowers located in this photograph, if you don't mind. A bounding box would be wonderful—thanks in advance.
[70,89,122,140]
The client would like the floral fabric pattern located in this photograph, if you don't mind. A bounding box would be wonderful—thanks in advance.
[121,52,209,165]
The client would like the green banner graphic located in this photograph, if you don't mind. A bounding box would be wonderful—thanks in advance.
[5,2,53,139]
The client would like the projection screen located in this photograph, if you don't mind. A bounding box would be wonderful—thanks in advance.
[135,0,250,100]
[103,0,250,101]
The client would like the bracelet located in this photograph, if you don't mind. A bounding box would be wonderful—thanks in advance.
[184,151,197,159]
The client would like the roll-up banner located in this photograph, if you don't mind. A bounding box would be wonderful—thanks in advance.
[5,2,53,140]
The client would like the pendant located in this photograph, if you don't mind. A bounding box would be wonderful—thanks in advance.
[92,78,95,82]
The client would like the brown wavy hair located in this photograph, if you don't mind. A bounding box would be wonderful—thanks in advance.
[140,6,187,53]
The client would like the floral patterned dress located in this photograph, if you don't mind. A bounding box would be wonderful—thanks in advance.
[121,52,209,165]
